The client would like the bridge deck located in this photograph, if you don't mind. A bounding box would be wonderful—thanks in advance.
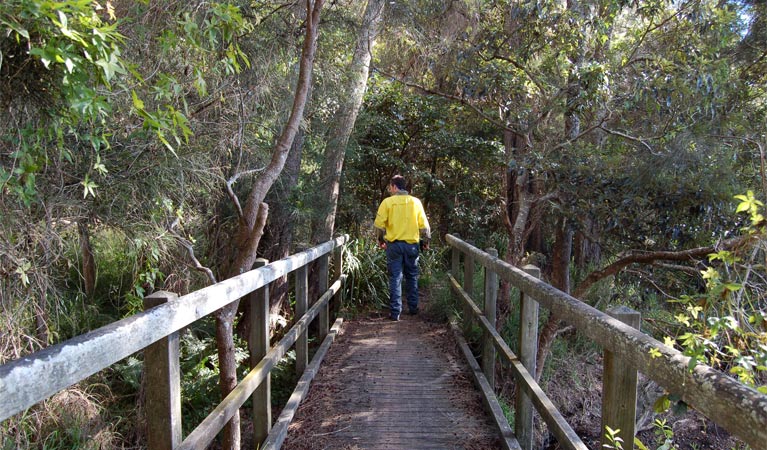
[282,313,502,449]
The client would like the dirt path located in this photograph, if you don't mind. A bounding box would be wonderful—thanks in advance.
[281,312,502,450]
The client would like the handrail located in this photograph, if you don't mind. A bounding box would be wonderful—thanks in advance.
[445,233,767,450]
[449,274,587,450]
[179,276,347,450]
[0,235,348,424]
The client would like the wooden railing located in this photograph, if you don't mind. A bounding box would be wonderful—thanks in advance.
[0,235,349,450]
[445,234,767,450]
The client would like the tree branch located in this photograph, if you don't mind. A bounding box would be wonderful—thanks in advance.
[372,68,517,133]
[226,168,266,219]
[168,218,217,285]
[599,126,656,154]
[573,235,753,299]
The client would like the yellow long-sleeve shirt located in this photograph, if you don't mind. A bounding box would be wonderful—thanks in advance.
[374,192,430,244]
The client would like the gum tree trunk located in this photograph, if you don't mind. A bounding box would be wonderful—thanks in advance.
[310,0,385,244]
[214,1,324,448]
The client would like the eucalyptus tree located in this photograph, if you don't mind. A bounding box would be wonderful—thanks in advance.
[309,0,386,245]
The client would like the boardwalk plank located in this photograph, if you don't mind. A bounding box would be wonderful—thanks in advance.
[282,314,502,450]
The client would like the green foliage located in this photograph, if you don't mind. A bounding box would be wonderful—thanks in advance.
[343,238,389,310]
[661,195,767,392]
[604,420,681,450]
[341,76,504,241]
[603,425,625,449]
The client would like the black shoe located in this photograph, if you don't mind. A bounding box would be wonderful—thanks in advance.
[408,308,419,315]
[389,315,400,321]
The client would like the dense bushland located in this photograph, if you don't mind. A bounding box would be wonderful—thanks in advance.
[1,0,766,449]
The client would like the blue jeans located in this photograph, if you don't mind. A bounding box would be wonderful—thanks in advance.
[386,241,419,317]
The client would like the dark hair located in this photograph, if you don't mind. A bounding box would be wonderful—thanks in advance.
[390,175,407,190]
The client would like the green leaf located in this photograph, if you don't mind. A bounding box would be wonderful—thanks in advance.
[653,395,671,413]
[131,90,145,110]
[633,437,650,450]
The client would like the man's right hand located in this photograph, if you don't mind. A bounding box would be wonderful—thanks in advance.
[378,241,387,250]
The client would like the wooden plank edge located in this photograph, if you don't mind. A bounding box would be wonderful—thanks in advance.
[262,317,345,450]
[449,320,521,450]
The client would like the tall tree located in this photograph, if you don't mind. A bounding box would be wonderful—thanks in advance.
[310,0,385,244]
[214,1,325,447]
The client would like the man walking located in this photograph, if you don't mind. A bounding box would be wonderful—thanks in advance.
[374,175,430,321]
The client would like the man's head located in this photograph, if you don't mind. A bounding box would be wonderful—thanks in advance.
[390,175,407,191]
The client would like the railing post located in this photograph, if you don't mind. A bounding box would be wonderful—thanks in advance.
[451,244,461,280]
[482,248,498,389]
[462,251,475,333]
[516,265,540,450]
[143,291,181,450]
[601,306,641,450]
[250,258,271,448]
[318,253,330,342]
[296,264,309,375]
[331,244,344,318]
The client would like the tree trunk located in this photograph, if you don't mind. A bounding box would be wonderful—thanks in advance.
[215,2,324,448]
[309,0,385,244]
[534,0,583,380]
[499,128,534,323]
[237,125,307,340]
[574,215,602,269]
[535,217,572,380]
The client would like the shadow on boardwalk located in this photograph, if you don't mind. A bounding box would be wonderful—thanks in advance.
[282,312,502,450]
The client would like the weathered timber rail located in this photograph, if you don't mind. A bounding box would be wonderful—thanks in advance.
[0,235,349,450]
[446,233,767,450]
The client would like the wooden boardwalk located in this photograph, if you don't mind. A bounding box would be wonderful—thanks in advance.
[282,313,502,450]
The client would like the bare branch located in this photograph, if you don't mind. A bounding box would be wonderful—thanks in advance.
[167,218,217,285]
[573,235,753,299]
[653,261,702,277]
[599,126,656,154]
[226,167,266,219]
[547,120,605,153]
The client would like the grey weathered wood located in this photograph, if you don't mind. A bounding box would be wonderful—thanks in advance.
[601,306,641,450]
[462,252,475,333]
[143,291,182,450]
[0,235,349,422]
[445,234,767,450]
[178,277,346,450]
[451,321,522,450]
[262,317,344,450]
[482,248,499,389]
[281,315,503,449]
[331,244,344,316]
[449,274,588,450]
[516,264,540,450]
[451,244,461,279]
[296,264,309,375]
[318,254,330,342]
[250,258,271,448]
